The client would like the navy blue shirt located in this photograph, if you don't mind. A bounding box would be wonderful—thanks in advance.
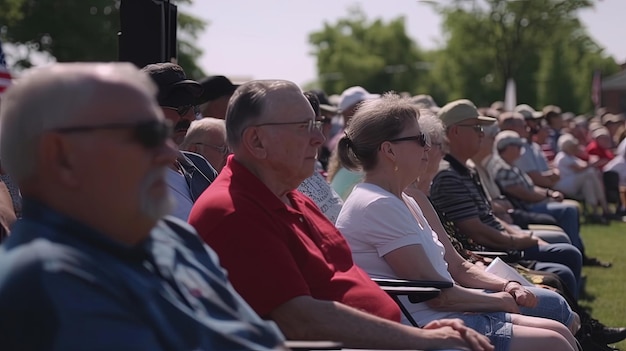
[0,200,284,350]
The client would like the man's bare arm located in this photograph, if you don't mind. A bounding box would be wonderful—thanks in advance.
[527,170,559,188]
[455,217,537,250]
[269,296,493,351]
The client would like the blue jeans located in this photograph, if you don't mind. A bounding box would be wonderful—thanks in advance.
[524,243,582,300]
[519,286,577,328]
[530,202,584,253]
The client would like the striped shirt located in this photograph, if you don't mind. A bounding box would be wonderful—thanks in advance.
[487,154,537,209]
[430,154,504,251]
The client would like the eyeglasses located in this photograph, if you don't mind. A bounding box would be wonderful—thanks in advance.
[254,119,323,133]
[194,143,230,155]
[456,124,484,133]
[318,116,332,125]
[387,133,430,148]
[162,105,195,117]
[54,119,172,148]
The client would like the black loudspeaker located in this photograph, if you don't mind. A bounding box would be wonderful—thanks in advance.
[118,0,177,68]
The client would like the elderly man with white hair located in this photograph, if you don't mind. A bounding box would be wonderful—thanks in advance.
[180,117,230,173]
[0,62,286,350]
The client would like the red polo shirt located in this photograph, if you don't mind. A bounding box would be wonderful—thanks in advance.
[188,156,400,322]
[586,140,614,169]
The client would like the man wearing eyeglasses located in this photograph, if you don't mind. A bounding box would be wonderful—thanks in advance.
[180,117,230,173]
[430,99,583,302]
[142,63,217,220]
[188,81,493,351]
[0,63,286,350]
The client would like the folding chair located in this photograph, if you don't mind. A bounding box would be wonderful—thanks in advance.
[603,171,621,211]
[373,278,453,327]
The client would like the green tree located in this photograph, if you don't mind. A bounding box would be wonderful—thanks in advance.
[0,0,207,78]
[431,0,612,110]
[535,16,620,113]
[309,5,425,95]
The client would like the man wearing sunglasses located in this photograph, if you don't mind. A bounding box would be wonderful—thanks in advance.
[430,99,583,302]
[142,63,218,220]
[0,63,285,350]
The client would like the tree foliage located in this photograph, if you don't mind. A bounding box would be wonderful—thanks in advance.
[431,0,621,112]
[0,0,207,78]
[309,0,621,114]
[309,6,426,95]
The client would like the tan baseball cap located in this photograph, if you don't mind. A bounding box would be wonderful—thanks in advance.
[437,99,496,127]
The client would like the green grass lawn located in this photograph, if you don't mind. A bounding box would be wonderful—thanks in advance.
[580,221,626,349]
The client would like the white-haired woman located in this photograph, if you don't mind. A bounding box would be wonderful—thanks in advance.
[335,94,578,351]
[554,134,609,223]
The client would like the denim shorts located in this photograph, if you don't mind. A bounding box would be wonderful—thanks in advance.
[458,312,512,351]
[519,286,577,328]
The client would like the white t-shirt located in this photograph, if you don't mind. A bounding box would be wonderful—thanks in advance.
[554,152,581,179]
[336,182,455,325]
[166,168,194,220]
[297,171,343,224]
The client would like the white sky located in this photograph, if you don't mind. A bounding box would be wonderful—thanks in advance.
[180,0,626,86]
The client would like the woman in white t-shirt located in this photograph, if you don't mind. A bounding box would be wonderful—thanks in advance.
[334,95,578,351]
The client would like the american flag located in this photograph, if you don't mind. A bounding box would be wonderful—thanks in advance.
[0,40,12,95]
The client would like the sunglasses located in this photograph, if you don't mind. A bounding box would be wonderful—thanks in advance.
[456,124,484,133]
[54,119,173,148]
[319,116,332,125]
[162,105,196,117]
[387,132,430,148]
[254,119,323,134]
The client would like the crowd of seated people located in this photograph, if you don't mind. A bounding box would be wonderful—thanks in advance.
[333,94,579,351]
[0,62,625,351]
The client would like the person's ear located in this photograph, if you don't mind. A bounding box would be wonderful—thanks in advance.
[241,127,268,159]
[39,133,80,188]
[379,141,396,162]
[187,143,200,154]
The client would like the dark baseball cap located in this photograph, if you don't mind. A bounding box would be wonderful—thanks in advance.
[141,62,202,107]
[309,89,339,113]
[195,75,239,105]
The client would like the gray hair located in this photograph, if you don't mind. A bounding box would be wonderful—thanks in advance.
[0,62,156,182]
[225,80,299,149]
[337,93,420,172]
[557,133,578,151]
[417,110,444,145]
[180,117,226,149]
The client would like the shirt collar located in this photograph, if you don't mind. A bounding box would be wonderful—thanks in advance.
[17,199,151,261]
[444,153,472,176]
[224,156,300,212]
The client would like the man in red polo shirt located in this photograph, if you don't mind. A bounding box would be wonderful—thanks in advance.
[188,80,492,351]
